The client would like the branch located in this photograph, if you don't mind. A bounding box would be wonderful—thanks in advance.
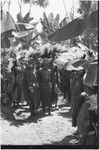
[1,1,6,8]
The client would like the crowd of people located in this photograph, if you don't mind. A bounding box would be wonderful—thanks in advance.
[1,53,84,116]
[1,56,61,116]
[1,52,98,145]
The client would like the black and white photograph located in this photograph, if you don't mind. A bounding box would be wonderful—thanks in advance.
[0,0,99,149]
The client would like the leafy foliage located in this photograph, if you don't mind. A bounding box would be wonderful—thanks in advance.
[81,29,98,51]
[77,0,98,52]
[17,12,33,23]
[78,0,92,14]
[54,45,91,69]
[34,0,49,8]
[40,12,61,43]
[23,0,49,8]
[78,0,98,14]
[14,10,39,49]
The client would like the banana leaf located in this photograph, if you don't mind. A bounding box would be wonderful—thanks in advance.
[1,30,14,38]
[83,62,98,88]
[63,59,90,71]
[63,59,89,70]
[70,59,90,68]
[1,12,16,34]
[23,12,33,23]
[15,22,37,31]
[12,29,34,39]
[1,37,11,48]
[48,10,98,42]
[63,62,83,71]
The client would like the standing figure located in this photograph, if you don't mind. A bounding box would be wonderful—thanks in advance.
[1,67,12,106]
[51,64,59,109]
[29,62,40,112]
[4,72,13,106]
[60,68,71,102]
[23,64,35,116]
[38,59,52,115]
[71,69,85,127]
[11,60,21,108]
[77,86,98,145]
[23,65,30,106]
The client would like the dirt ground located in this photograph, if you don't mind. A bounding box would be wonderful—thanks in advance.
[1,96,79,145]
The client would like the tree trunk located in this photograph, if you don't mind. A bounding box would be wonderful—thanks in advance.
[29,1,32,14]
[18,0,23,17]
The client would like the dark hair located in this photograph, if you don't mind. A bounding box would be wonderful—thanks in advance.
[93,85,98,94]
[81,69,85,78]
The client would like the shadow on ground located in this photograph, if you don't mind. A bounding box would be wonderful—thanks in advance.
[57,108,72,119]
[49,134,98,149]
[1,99,72,127]
[49,134,79,145]
[1,104,55,127]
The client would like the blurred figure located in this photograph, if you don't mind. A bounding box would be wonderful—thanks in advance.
[11,60,22,108]
[29,62,40,114]
[71,69,85,127]
[1,66,13,106]
[60,68,71,103]
[51,64,59,109]
[38,58,52,115]
[23,62,36,116]
[77,85,98,145]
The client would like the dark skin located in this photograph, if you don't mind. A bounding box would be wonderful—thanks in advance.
[78,84,98,145]
[11,61,22,108]
[38,61,52,115]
